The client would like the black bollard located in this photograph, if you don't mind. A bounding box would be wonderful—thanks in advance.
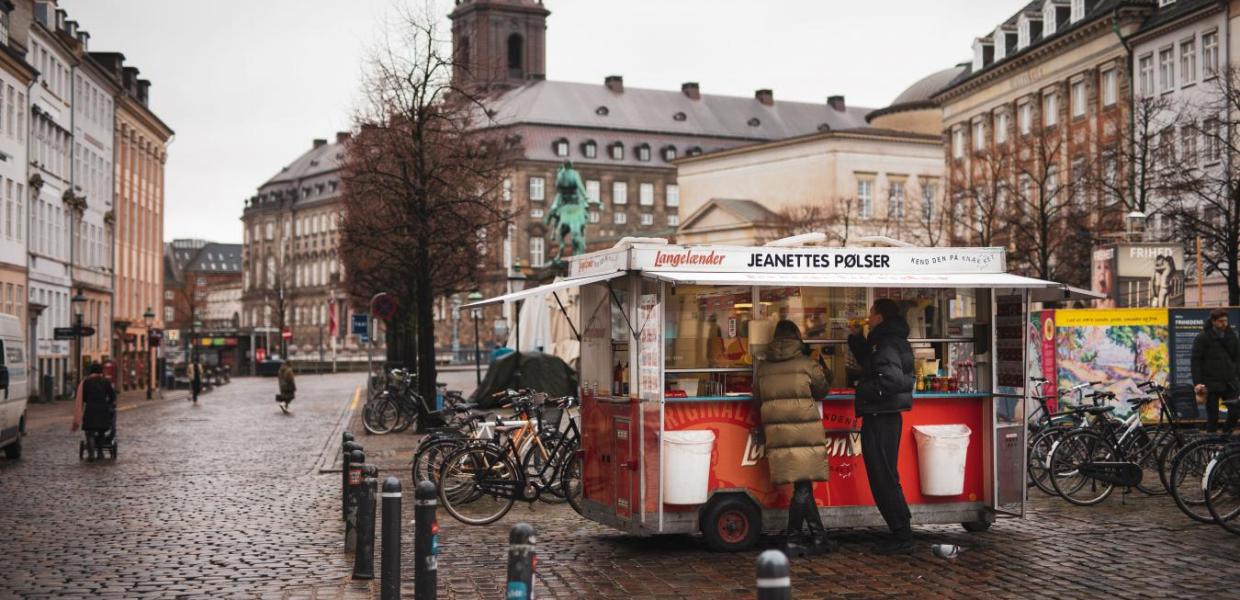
[343,440,362,521]
[345,449,366,552]
[380,477,402,600]
[756,549,791,600]
[413,480,438,600]
[353,464,378,580]
[505,523,536,600]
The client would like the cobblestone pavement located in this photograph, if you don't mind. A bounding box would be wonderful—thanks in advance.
[0,373,371,599]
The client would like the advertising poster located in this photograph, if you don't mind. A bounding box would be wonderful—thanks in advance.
[1113,244,1185,308]
[1026,310,1057,414]
[1091,247,1116,308]
[1055,308,1170,421]
[1167,308,1240,420]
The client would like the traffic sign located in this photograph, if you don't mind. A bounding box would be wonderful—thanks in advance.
[53,326,95,340]
[281,327,292,340]
[371,293,398,321]
[351,314,369,335]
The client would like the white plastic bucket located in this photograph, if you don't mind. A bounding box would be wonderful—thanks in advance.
[662,430,716,504]
[912,424,972,496]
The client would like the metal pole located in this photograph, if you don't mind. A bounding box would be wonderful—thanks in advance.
[505,523,536,600]
[1197,234,1204,306]
[345,448,365,552]
[353,464,377,580]
[756,550,791,600]
[380,477,402,600]
[473,311,481,386]
[413,480,438,600]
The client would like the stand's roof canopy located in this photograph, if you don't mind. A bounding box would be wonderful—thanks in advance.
[647,271,1068,290]
[463,272,623,308]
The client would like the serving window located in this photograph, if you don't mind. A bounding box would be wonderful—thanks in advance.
[664,284,753,398]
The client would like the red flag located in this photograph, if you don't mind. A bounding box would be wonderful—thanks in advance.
[328,298,338,337]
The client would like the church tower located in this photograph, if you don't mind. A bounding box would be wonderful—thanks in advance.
[450,0,550,91]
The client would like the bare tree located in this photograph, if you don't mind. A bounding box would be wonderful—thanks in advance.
[339,6,511,408]
[911,181,949,247]
[956,144,1015,247]
[769,197,874,246]
[1084,94,1178,230]
[1163,67,1240,304]
[1007,125,1090,284]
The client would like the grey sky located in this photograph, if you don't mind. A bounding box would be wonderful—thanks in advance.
[64,0,1018,244]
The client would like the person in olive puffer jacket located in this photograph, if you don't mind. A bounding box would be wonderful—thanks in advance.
[848,298,916,555]
[754,319,835,555]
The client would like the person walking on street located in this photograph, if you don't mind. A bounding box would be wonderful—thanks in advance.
[1192,308,1240,433]
[72,363,118,461]
[754,319,835,556]
[189,360,204,405]
[277,362,296,414]
[848,298,916,555]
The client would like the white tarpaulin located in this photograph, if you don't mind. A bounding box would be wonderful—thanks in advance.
[463,272,623,308]
[645,271,1067,289]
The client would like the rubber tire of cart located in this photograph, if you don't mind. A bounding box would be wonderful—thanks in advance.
[700,494,762,552]
[962,520,991,532]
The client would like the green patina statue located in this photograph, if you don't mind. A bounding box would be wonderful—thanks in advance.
[544,160,596,264]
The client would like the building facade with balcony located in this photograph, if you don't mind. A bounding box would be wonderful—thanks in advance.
[0,1,36,389]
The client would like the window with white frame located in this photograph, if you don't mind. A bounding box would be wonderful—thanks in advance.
[1181,124,1197,166]
[609,143,624,160]
[857,177,874,219]
[639,183,654,206]
[920,179,938,221]
[1139,54,1154,97]
[640,213,653,226]
[588,211,600,223]
[553,139,569,157]
[636,145,651,162]
[995,111,1008,144]
[612,181,628,204]
[888,178,906,219]
[665,184,680,207]
[1071,80,1086,118]
[1019,102,1032,135]
[952,127,964,158]
[530,208,544,219]
[530,236,545,267]
[1071,0,1084,23]
[613,212,627,225]
[583,140,597,159]
[1102,68,1117,106]
[972,119,986,151]
[1181,38,1197,86]
[1046,165,1060,199]
[529,176,545,201]
[1043,91,1058,127]
[662,146,677,162]
[586,180,601,205]
[1204,118,1222,163]
[667,214,680,227]
[1203,30,1219,77]
[1159,47,1174,92]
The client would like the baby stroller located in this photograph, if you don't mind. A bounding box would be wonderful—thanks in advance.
[79,404,117,461]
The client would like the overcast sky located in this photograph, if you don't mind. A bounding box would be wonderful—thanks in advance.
[64,0,1019,244]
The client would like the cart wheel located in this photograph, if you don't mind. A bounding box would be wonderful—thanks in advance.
[962,520,991,533]
[701,495,761,552]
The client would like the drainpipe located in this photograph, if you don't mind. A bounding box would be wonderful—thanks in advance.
[1113,6,1136,221]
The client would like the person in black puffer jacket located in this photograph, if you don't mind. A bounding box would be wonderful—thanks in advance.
[1192,308,1240,433]
[848,298,915,555]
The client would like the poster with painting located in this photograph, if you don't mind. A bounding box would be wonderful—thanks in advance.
[1055,309,1170,421]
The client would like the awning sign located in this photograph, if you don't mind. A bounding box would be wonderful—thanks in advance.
[627,245,1006,274]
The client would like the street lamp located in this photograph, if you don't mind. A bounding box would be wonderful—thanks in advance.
[71,290,86,390]
[143,307,155,400]
[451,294,463,364]
[467,291,483,385]
[1126,210,1147,241]
[507,262,527,386]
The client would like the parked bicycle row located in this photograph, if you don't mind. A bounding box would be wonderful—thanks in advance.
[1025,376,1240,537]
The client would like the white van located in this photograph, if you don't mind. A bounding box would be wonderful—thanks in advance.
[0,314,29,459]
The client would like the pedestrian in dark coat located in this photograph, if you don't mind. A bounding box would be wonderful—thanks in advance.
[277,362,296,414]
[1192,308,1240,433]
[72,363,117,461]
[848,298,916,555]
[754,320,834,555]
[190,360,204,404]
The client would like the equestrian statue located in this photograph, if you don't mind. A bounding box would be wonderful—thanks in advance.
[544,160,596,265]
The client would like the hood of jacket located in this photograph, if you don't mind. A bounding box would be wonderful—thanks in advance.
[766,337,805,362]
[867,315,911,343]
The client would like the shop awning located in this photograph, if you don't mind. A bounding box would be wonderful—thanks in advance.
[462,272,625,308]
[646,271,1077,291]
[1029,284,1106,302]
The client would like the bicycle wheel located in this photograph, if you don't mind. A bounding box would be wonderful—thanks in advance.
[1049,430,1117,506]
[561,444,584,516]
[412,438,465,485]
[391,395,418,434]
[1028,427,1067,496]
[363,396,400,435]
[1169,435,1228,523]
[438,444,518,526]
[1125,427,1167,496]
[1204,450,1240,534]
[1156,431,1190,496]
[522,432,567,504]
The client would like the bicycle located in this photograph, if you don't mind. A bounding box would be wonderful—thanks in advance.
[364,369,465,434]
[1047,387,1181,505]
[1203,439,1240,535]
[1167,432,1232,523]
[1027,385,1111,497]
[436,395,582,525]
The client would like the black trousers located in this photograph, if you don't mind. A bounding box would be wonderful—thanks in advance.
[786,480,825,536]
[1203,389,1239,433]
[860,412,912,539]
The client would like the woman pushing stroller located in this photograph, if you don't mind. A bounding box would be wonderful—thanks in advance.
[72,363,118,461]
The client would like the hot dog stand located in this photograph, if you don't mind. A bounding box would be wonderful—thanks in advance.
[468,239,1087,551]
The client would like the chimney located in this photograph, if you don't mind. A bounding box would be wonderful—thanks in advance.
[78,31,90,50]
[137,80,150,105]
[828,95,846,112]
[313,138,328,149]
[65,20,77,38]
[604,75,624,93]
[336,131,352,144]
[681,82,700,100]
[755,89,774,106]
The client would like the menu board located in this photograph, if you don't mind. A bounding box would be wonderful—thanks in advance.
[994,294,1025,392]
[637,294,662,399]
[1167,308,1240,419]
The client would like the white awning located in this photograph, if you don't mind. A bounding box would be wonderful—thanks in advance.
[1029,284,1106,302]
[462,272,625,308]
[646,271,1073,290]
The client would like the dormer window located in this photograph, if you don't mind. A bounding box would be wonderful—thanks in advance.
[662,146,677,162]
[973,38,994,71]
[636,144,651,162]
[553,138,569,157]
[1043,2,1057,34]
[609,143,624,160]
[1071,0,1085,23]
[582,140,597,159]
[994,27,1017,61]
[686,146,703,157]
[1017,14,1042,50]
